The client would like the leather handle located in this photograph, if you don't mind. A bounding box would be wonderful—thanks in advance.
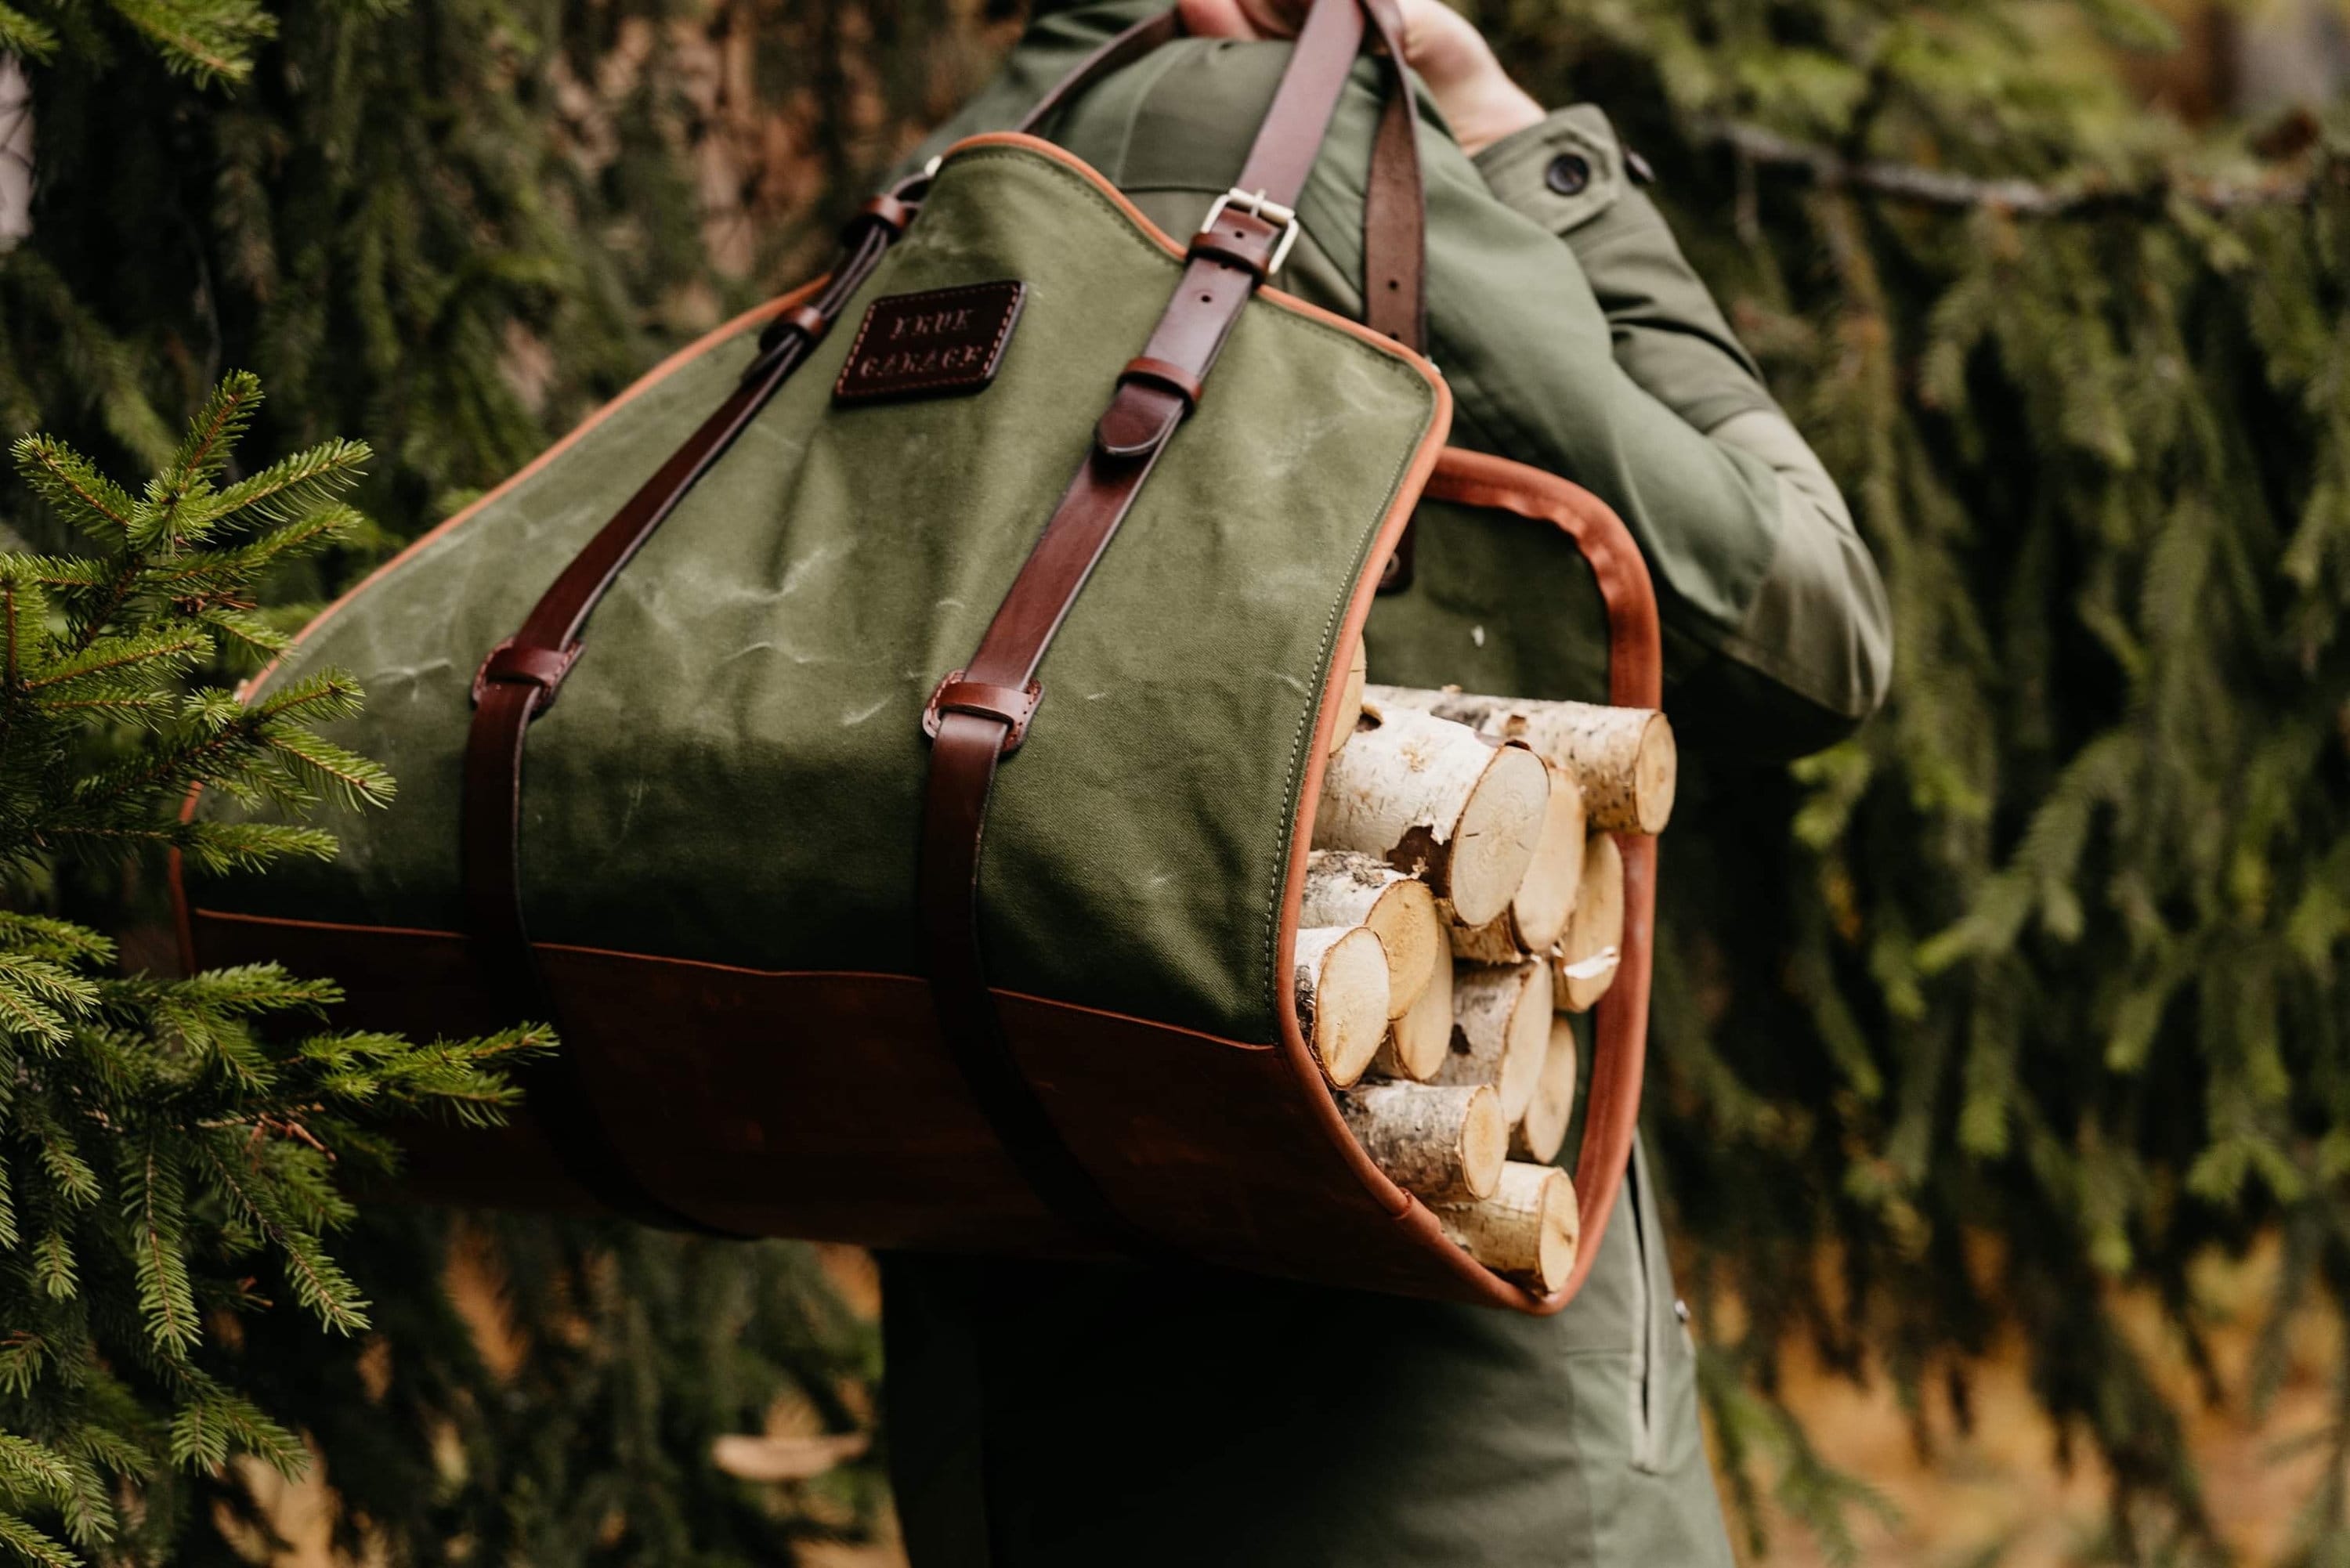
[458,197,917,1230]
[917,0,1409,1253]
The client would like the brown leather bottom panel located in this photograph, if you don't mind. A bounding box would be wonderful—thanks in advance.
[192,909,1506,1302]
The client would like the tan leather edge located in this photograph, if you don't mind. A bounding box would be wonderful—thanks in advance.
[1422,449,1665,1314]
[167,283,828,977]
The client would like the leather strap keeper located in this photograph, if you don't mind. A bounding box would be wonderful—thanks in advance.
[859,192,917,233]
[1119,355,1205,410]
[470,639,580,709]
[924,671,1043,752]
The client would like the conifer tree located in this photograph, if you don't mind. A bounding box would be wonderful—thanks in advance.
[0,374,551,1566]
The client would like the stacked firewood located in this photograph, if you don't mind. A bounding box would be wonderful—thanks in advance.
[1293,639,1676,1295]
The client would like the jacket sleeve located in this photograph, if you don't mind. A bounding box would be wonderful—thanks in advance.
[1473,106,1893,757]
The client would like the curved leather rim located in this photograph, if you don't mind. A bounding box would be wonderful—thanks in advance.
[1367,446,1660,1310]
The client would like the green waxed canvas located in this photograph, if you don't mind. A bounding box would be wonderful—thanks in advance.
[193,137,1446,1048]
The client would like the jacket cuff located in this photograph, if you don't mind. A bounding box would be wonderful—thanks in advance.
[1472,104,1628,238]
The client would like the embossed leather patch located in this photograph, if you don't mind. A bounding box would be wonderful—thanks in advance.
[833,280,1026,404]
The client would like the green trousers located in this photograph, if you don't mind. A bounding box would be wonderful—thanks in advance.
[881,1140,1734,1566]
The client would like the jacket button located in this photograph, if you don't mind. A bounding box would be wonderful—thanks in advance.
[1545,153,1592,197]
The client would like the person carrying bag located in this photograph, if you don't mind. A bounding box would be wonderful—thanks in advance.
[175,0,1890,1559]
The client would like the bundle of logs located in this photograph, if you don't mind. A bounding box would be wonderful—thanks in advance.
[1296,639,1677,1295]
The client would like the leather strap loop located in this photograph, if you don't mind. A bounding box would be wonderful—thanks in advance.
[924,673,1043,752]
[470,639,580,712]
[1095,381,1187,460]
[859,192,918,233]
[1120,355,1206,410]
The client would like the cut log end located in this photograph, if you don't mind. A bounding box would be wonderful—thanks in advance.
[1339,1081,1505,1202]
[1512,1015,1579,1163]
[1372,943,1453,1081]
[1293,925,1390,1089]
[1302,850,1443,1020]
[1441,742,1549,929]
[1555,831,1625,1013]
[1314,709,1548,930]
[1629,711,1678,835]
[1513,762,1587,951]
[1448,761,1586,963]
[1441,1162,1579,1292]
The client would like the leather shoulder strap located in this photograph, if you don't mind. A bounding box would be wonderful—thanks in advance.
[917,0,1411,1252]
[459,199,913,1231]
[1018,3,1423,352]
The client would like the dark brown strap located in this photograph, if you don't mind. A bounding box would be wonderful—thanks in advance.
[1018,3,1424,354]
[917,0,1395,1252]
[459,198,912,1230]
[1358,0,1424,349]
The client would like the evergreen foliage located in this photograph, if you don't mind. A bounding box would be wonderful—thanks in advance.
[3,0,2346,1561]
[1468,0,2350,1558]
[0,374,551,1566]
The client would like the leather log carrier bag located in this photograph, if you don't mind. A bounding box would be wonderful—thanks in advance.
[174,0,1662,1313]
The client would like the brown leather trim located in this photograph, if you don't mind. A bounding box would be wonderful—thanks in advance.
[1413,448,1665,1310]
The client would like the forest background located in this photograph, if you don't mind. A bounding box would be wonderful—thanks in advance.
[0,0,2345,1563]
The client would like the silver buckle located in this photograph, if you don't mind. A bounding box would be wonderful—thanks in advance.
[1198,187,1301,276]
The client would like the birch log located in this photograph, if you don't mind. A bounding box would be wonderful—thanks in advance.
[1512,1016,1579,1162]
[1292,926,1391,1089]
[1437,960,1553,1124]
[1441,1162,1579,1291]
[1449,761,1587,963]
[1300,849,1442,1018]
[1314,706,1549,929]
[1366,686,1676,835]
[1327,634,1368,758]
[1339,1082,1505,1202]
[1553,832,1625,1013]
[1372,940,1453,1081]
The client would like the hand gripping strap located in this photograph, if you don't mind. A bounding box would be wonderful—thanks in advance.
[917,0,1404,1254]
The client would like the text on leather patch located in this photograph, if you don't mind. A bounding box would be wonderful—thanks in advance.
[834,280,1026,403]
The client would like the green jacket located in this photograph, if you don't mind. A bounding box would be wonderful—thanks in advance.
[880,7,1889,1565]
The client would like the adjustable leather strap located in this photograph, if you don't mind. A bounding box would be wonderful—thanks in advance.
[459,197,913,1230]
[917,0,1394,1252]
[1018,2,1424,354]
